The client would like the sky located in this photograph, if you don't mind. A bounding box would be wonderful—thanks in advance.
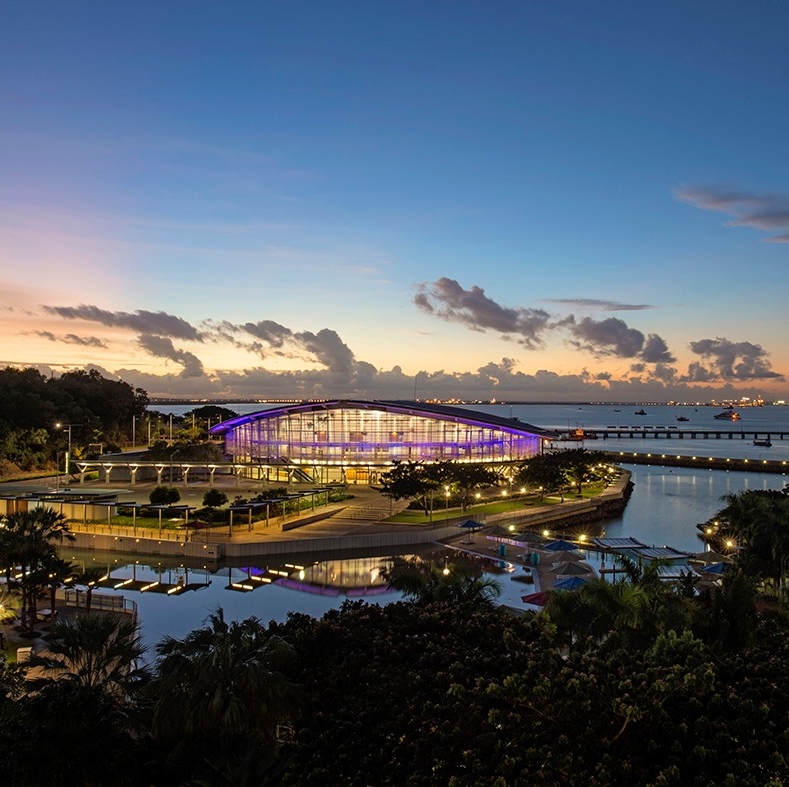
[2,1,789,403]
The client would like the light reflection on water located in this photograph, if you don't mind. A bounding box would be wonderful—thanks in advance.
[67,466,788,650]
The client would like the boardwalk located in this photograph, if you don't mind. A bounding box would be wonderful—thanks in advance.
[557,427,788,441]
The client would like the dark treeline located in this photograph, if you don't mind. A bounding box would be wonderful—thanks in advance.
[0,367,148,473]
[2,549,789,785]
[0,366,240,475]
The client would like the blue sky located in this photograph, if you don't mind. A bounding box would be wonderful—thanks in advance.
[2,1,788,401]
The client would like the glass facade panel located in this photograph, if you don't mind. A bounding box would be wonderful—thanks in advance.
[220,403,545,483]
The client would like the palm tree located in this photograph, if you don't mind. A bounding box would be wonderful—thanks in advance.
[74,566,107,614]
[40,555,77,621]
[0,507,74,631]
[150,608,300,763]
[13,617,147,786]
[28,613,148,696]
[0,586,21,626]
[708,489,789,594]
[545,561,697,653]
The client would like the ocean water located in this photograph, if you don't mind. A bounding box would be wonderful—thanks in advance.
[152,400,789,458]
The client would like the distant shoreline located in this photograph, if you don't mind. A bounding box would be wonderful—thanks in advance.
[149,398,780,407]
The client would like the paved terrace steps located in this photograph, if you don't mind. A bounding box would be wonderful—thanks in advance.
[319,500,411,526]
[5,473,632,559]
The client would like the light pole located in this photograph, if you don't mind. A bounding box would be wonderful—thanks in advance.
[55,423,78,478]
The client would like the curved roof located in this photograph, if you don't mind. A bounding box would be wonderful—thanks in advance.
[209,399,558,438]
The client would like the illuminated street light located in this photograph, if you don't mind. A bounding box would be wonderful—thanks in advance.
[55,422,80,478]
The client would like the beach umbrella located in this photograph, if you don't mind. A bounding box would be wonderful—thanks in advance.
[689,550,732,565]
[549,550,585,563]
[702,562,727,574]
[457,520,484,530]
[552,562,594,577]
[457,519,483,543]
[553,576,589,591]
[521,591,552,607]
[543,539,578,552]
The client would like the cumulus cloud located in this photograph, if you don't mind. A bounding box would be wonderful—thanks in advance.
[568,316,645,357]
[44,304,203,340]
[81,351,774,404]
[297,329,355,376]
[641,334,675,364]
[567,317,675,363]
[684,337,782,381]
[414,278,553,348]
[137,334,205,378]
[23,289,779,402]
[33,330,107,348]
[416,278,675,364]
[221,320,357,376]
[242,320,293,348]
[675,185,789,243]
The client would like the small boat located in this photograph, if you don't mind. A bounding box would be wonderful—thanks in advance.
[714,409,741,421]
[568,428,598,441]
[634,409,647,416]
[753,439,772,447]
[676,416,689,422]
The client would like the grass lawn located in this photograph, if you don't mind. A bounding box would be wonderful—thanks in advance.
[385,483,608,525]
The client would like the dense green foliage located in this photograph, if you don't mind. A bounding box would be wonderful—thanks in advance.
[202,488,229,509]
[702,488,789,593]
[149,485,182,506]
[271,598,789,786]
[379,460,499,514]
[0,366,148,473]
[377,451,612,516]
[1,574,789,784]
[515,448,610,499]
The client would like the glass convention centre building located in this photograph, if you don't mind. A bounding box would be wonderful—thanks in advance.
[209,399,557,484]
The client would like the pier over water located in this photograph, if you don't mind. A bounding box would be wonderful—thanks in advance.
[557,427,789,442]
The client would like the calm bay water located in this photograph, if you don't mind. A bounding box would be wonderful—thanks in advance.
[102,401,789,647]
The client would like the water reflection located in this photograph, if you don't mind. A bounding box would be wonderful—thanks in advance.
[61,464,787,647]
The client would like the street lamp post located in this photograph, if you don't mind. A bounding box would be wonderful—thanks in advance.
[55,423,77,479]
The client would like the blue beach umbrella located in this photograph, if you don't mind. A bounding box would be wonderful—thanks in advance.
[703,562,727,575]
[553,576,589,591]
[457,519,484,543]
[543,539,578,552]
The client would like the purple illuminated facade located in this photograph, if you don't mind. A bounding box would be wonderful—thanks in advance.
[209,400,555,484]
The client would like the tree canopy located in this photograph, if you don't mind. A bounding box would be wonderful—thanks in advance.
[0,366,148,473]
[378,460,499,514]
[3,568,789,785]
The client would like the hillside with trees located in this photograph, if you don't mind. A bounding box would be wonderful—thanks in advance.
[0,367,149,475]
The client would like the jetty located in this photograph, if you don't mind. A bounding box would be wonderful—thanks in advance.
[555,427,788,442]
